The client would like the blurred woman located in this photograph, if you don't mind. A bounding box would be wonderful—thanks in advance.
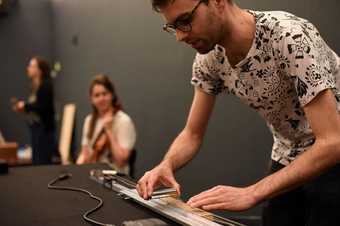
[13,56,56,165]
[76,74,136,175]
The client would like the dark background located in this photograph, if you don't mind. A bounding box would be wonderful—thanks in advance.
[0,0,339,219]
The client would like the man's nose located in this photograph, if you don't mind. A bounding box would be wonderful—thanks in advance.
[175,29,189,42]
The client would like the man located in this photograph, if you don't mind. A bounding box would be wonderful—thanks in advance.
[137,0,340,225]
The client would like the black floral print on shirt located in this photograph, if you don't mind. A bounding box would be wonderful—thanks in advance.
[191,10,340,165]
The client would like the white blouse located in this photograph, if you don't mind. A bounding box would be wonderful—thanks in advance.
[81,110,137,174]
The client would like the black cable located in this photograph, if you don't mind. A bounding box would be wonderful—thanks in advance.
[47,173,115,226]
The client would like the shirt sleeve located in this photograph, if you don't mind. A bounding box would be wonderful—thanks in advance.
[191,53,226,96]
[277,20,339,107]
[114,114,136,151]
[81,115,91,147]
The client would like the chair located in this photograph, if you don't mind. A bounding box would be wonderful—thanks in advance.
[128,149,137,178]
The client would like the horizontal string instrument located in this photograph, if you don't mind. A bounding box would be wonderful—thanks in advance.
[90,169,246,226]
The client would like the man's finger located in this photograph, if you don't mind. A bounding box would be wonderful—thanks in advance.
[146,176,157,198]
[161,176,181,197]
[202,202,226,211]
[137,177,148,199]
[172,181,181,197]
[189,195,223,208]
[187,189,220,205]
[136,183,142,197]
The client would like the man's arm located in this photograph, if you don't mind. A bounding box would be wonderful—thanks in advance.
[188,89,340,211]
[252,89,340,200]
[137,88,216,199]
[163,88,216,170]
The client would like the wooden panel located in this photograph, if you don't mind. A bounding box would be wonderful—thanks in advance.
[58,103,76,165]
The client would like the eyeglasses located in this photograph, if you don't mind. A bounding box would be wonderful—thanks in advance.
[163,0,208,35]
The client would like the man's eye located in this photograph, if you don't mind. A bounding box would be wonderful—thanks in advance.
[176,15,192,26]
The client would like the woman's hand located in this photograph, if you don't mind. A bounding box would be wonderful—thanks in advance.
[102,115,114,132]
[109,134,129,168]
[76,146,90,164]
[13,101,25,113]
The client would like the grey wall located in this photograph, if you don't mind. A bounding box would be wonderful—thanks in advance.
[1,0,339,219]
[0,0,54,144]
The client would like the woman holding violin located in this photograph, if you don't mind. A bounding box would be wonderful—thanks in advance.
[76,74,136,175]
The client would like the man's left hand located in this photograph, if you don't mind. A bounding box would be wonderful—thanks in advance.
[187,185,259,211]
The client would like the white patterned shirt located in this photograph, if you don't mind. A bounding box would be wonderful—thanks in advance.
[191,10,340,165]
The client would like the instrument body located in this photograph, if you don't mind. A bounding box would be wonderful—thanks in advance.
[90,169,246,226]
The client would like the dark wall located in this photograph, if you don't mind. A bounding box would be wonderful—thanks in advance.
[0,0,54,144]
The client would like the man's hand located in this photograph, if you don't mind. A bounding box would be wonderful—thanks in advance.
[187,185,258,211]
[137,160,181,200]
[136,88,215,200]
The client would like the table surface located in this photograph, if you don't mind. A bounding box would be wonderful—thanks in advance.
[0,163,179,226]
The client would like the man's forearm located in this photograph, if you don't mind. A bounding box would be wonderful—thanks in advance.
[252,139,340,202]
[162,129,203,171]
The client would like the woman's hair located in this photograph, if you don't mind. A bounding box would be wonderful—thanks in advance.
[87,74,122,140]
[32,56,51,80]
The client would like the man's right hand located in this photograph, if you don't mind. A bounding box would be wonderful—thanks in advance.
[136,89,215,200]
[136,160,181,200]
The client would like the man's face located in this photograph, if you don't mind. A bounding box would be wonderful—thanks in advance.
[160,0,226,54]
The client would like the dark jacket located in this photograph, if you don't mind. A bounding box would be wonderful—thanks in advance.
[25,79,56,131]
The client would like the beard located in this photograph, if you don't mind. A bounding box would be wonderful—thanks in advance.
[190,38,216,54]
[195,41,216,54]
[193,14,224,54]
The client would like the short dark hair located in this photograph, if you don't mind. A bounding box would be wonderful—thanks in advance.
[151,0,175,12]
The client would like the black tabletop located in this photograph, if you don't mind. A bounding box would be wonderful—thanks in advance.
[0,163,179,226]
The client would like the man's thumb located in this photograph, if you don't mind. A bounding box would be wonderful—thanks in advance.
[169,177,181,196]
